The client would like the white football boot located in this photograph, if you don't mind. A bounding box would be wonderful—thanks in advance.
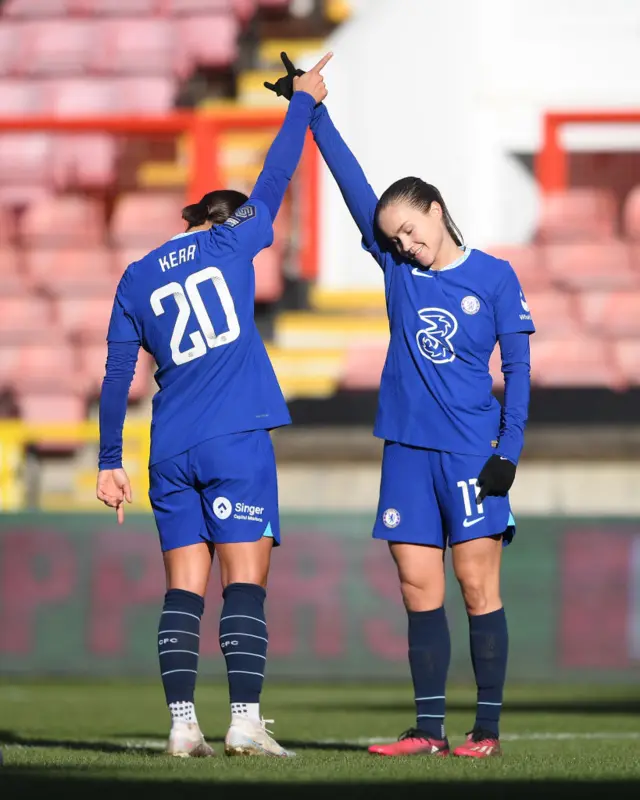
[224,717,295,757]
[166,721,215,757]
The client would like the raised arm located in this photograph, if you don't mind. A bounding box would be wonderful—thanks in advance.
[250,52,332,221]
[310,104,380,252]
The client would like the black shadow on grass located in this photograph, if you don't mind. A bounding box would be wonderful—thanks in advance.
[1,772,640,800]
[309,699,640,715]
[0,730,161,756]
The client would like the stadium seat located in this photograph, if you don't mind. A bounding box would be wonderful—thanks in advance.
[112,77,176,114]
[577,291,640,338]
[0,247,29,294]
[81,0,161,14]
[43,78,118,116]
[0,134,53,187]
[11,342,78,392]
[0,25,19,77]
[93,19,174,76]
[530,336,620,388]
[112,246,153,275]
[0,80,43,114]
[254,246,283,303]
[174,15,239,78]
[0,207,17,244]
[25,247,116,295]
[20,196,106,247]
[167,0,238,13]
[614,340,640,386]
[14,393,86,429]
[0,296,55,344]
[111,192,183,246]
[79,342,153,401]
[536,188,617,242]
[340,343,386,390]
[0,345,21,390]
[623,185,640,240]
[52,135,118,189]
[2,0,74,17]
[55,295,114,341]
[542,240,637,291]
[486,244,551,293]
[19,21,95,77]
[520,292,578,338]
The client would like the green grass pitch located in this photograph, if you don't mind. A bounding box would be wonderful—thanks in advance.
[1,682,639,799]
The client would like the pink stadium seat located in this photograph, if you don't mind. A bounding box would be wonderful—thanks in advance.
[254,247,283,303]
[614,340,640,386]
[2,0,74,17]
[81,0,161,14]
[52,135,118,189]
[340,344,386,390]
[623,185,640,240]
[487,244,550,293]
[20,196,106,247]
[577,291,640,339]
[43,79,118,116]
[537,189,617,243]
[0,25,19,77]
[174,15,239,78]
[0,207,17,244]
[79,342,152,401]
[0,134,53,186]
[0,247,29,294]
[542,240,637,291]
[530,336,620,388]
[0,296,55,344]
[521,292,578,338]
[112,78,176,113]
[167,1,236,13]
[19,21,94,77]
[112,246,152,275]
[14,393,86,428]
[55,295,114,341]
[93,19,174,76]
[25,247,116,295]
[0,80,43,114]
[111,192,183,246]
[11,343,78,392]
[0,346,21,390]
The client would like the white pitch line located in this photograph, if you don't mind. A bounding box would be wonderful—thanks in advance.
[316,732,640,746]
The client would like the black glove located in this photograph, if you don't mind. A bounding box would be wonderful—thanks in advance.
[264,51,305,101]
[476,455,516,504]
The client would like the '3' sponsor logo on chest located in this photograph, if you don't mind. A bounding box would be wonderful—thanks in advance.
[415,307,458,364]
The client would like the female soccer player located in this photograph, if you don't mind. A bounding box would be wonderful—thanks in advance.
[96,53,332,759]
[267,54,534,758]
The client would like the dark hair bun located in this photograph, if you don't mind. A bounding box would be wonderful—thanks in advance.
[181,202,208,227]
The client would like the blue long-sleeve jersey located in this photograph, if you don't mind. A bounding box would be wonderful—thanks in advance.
[310,104,534,464]
[99,90,317,469]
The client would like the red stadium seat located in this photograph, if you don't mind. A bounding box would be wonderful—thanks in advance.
[19,21,94,77]
[340,343,386,390]
[112,77,176,113]
[521,292,578,338]
[25,247,117,295]
[623,185,640,241]
[542,240,637,291]
[55,295,114,341]
[20,196,106,246]
[93,19,174,76]
[2,0,74,17]
[254,247,283,303]
[174,15,239,78]
[43,78,118,116]
[577,291,640,339]
[52,135,118,189]
[537,189,617,243]
[0,134,53,187]
[0,247,29,294]
[79,342,153,401]
[11,343,78,392]
[530,336,620,388]
[111,192,183,246]
[486,245,551,293]
[0,296,55,344]
[0,80,43,114]
[614,340,640,386]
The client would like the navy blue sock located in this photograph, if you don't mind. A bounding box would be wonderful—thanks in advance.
[408,606,450,740]
[469,607,508,737]
[158,588,204,707]
[219,582,268,705]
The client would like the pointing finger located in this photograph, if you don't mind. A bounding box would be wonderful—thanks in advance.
[281,51,297,75]
[310,51,333,74]
[264,81,277,91]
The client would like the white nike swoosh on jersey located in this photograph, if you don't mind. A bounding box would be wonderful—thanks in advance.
[411,268,434,278]
[462,516,485,528]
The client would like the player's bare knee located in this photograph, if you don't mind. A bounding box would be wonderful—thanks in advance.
[457,576,499,615]
[400,580,444,613]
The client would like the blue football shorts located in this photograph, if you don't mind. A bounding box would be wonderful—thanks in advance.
[149,429,280,553]
[373,441,515,548]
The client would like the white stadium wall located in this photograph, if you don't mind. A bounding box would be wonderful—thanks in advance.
[305,0,640,288]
